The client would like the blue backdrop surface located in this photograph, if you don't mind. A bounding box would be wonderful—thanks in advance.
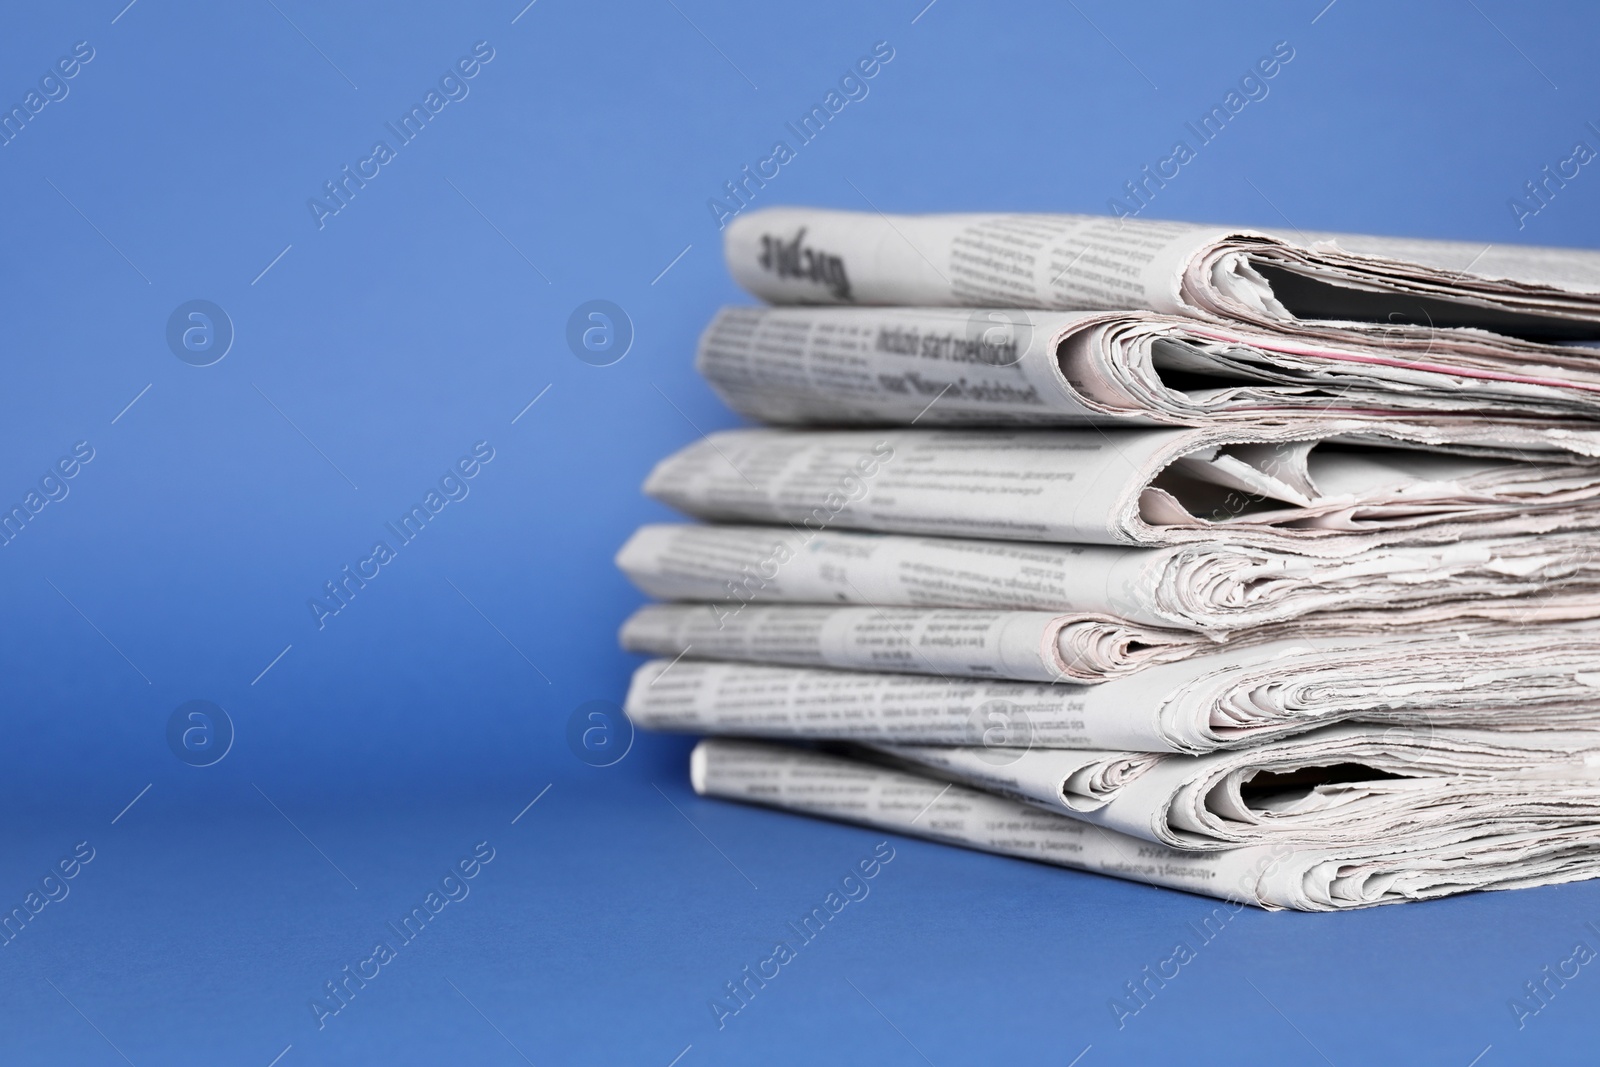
[1,1,1599,1063]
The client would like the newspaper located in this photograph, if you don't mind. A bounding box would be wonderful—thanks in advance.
[698,306,1600,427]
[724,207,1600,341]
[619,602,1600,683]
[643,425,1600,553]
[624,622,1600,753]
[693,738,1600,910]
[866,725,1600,849]
[616,524,1600,634]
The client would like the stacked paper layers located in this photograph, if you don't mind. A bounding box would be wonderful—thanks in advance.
[617,206,1600,910]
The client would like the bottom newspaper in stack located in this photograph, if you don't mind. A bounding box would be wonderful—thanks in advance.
[690,736,1600,912]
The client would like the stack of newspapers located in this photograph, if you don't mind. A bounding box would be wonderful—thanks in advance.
[617,206,1600,910]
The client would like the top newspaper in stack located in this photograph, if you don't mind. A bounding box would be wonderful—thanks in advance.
[724,207,1600,336]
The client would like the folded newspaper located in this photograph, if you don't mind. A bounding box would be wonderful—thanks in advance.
[725,207,1600,341]
[693,738,1600,910]
[626,620,1600,754]
[620,602,1598,683]
[698,306,1600,427]
[617,524,1600,635]
[861,725,1600,849]
[644,425,1600,552]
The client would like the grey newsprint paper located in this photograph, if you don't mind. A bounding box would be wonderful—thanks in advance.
[644,423,1600,552]
[619,601,1600,684]
[693,738,1600,911]
[617,524,1600,636]
[724,207,1600,341]
[626,620,1600,754]
[697,305,1600,427]
[866,725,1600,850]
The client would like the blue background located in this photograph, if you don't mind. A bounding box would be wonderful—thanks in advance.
[1,0,1597,1063]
